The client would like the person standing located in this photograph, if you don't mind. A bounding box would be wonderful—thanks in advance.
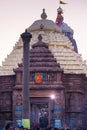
[5,124,11,130]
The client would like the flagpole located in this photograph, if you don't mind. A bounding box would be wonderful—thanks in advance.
[59,0,61,6]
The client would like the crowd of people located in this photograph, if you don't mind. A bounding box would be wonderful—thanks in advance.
[4,123,87,130]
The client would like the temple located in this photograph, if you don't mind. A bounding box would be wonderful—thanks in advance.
[0,7,87,129]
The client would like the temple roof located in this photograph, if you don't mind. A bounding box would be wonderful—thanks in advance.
[0,9,87,76]
[14,35,63,73]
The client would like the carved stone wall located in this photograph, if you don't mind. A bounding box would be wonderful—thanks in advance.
[0,70,86,129]
[0,75,15,120]
[63,74,85,128]
[84,77,87,128]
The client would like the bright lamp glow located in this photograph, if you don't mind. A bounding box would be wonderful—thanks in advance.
[51,94,55,99]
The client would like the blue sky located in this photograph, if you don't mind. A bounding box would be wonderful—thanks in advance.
[0,0,87,65]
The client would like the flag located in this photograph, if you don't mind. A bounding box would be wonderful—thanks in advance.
[60,0,67,4]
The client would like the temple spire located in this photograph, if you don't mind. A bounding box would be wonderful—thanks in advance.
[56,0,67,26]
[55,7,64,26]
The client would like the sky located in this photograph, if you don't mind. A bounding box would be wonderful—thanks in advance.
[0,0,87,65]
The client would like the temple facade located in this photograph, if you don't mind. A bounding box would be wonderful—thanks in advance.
[0,8,87,129]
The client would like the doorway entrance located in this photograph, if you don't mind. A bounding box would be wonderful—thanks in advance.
[30,102,49,128]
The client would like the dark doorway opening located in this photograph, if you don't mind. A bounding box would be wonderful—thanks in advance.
[30,102,49,128]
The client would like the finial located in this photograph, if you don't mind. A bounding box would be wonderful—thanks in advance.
[38,34,42,41]
[55,7,63,26]
[41,8,47,19]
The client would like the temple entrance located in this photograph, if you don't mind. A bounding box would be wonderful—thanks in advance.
[30,102,49,128]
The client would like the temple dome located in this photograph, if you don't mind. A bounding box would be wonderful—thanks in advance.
[29,9,61,32]
[29,19,61,32]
